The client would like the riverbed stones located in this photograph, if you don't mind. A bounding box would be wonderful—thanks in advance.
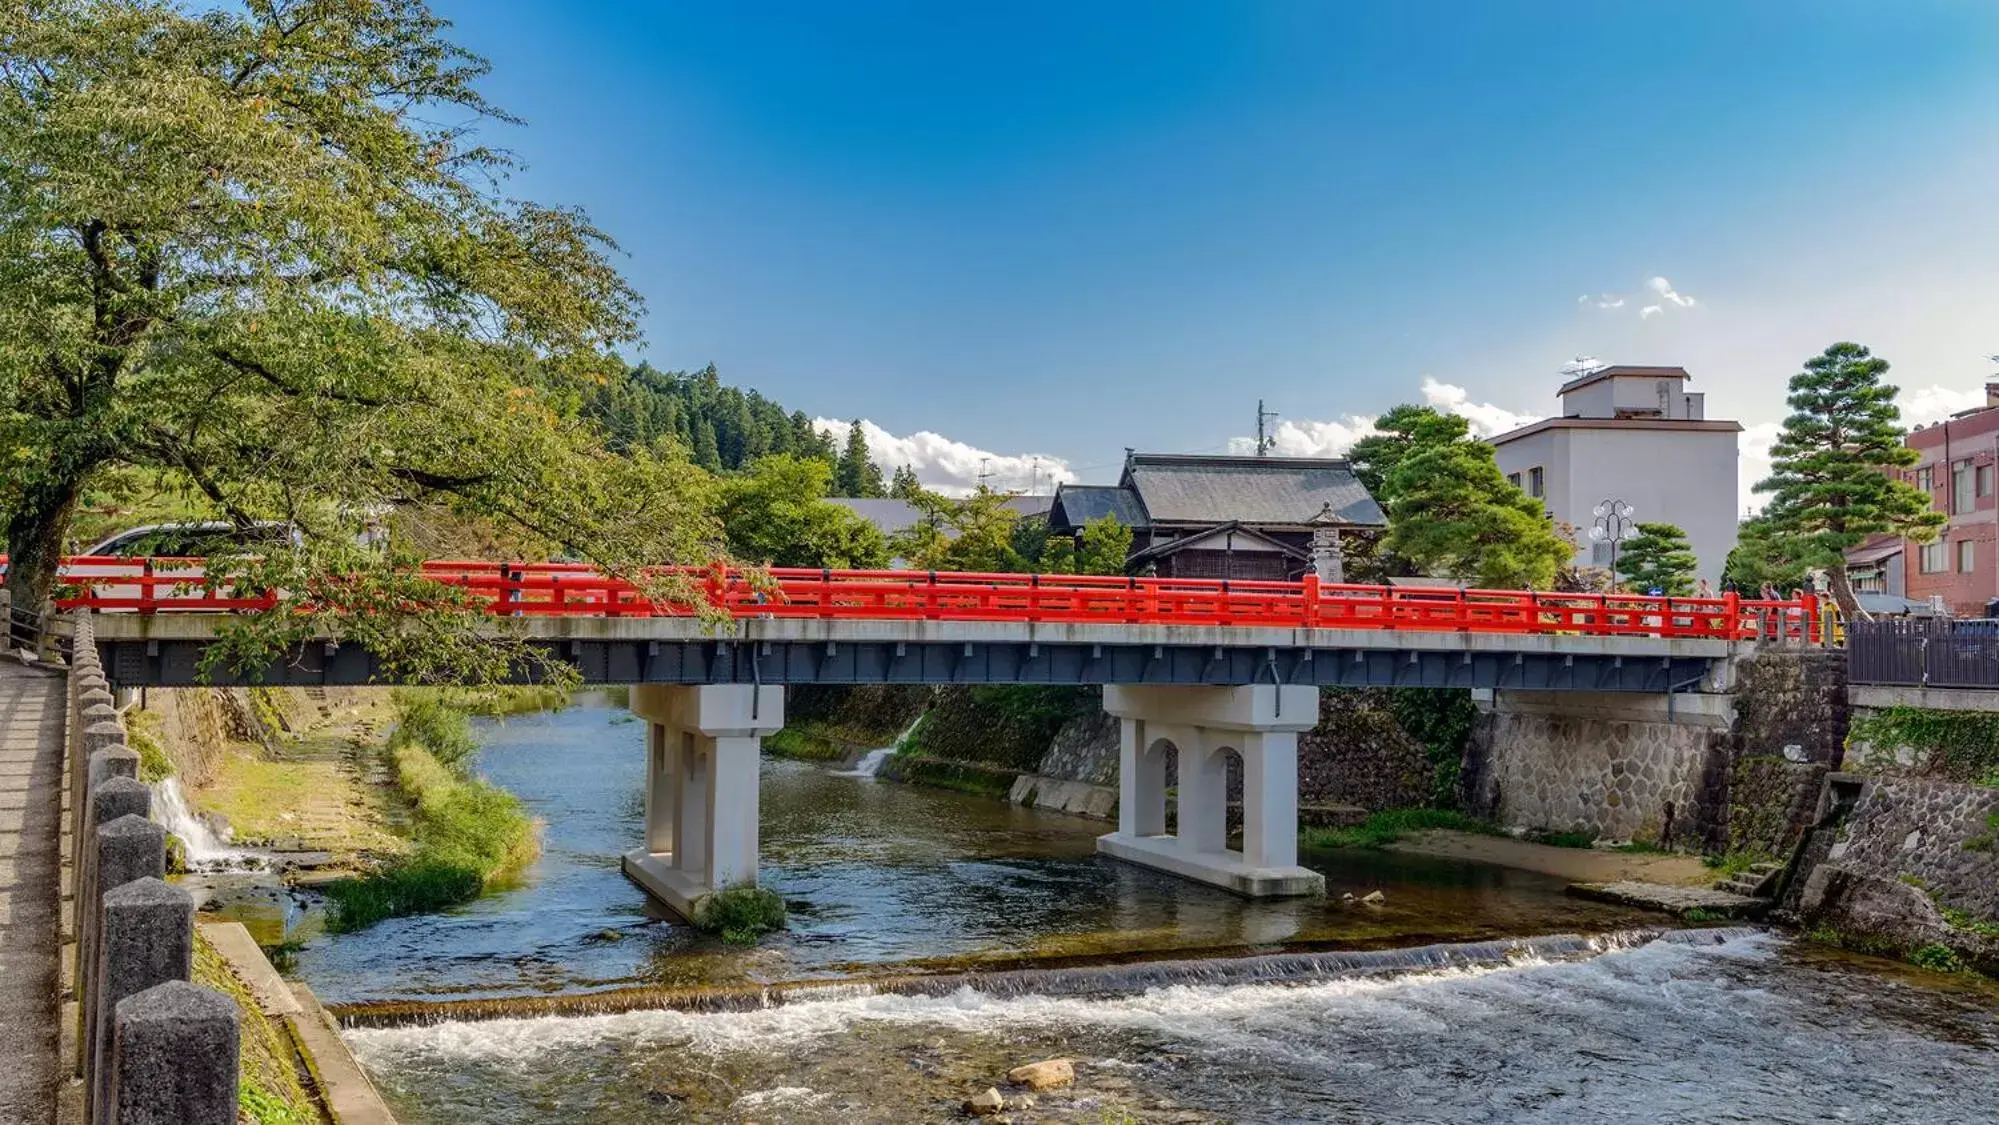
[1006,1058,1074,1091]
[964,1086,1006,1115]
[1362,890,1386,905]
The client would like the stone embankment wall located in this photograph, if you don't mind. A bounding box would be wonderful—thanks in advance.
[848,685,1464,823]
[1792,773,1999,974]
[1463,648,1849,850]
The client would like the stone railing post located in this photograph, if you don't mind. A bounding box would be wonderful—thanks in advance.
[73,747,142,976]
[74,780,154,1077]
[72,705,128,849]
[109,981,239,1125]
[89,877,192,1125]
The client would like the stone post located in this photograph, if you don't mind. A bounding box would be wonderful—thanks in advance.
[73,748,142,942]
[90,877,193,1125]
[77,813,165,1082]
[109,980,239,1125]
[72,711,130,847]
[1310,526,1345,584]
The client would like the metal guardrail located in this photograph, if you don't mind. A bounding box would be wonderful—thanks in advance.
[1847,618,1999,688]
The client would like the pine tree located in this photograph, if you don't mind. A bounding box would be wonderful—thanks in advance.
[1373,408,1573,588]
[835,421,886,498]
[1757,343,1944,616]
[1615,522,1698,595]
[889,465,923,499]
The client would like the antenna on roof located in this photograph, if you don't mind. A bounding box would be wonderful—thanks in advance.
[976,457,993,489]
[1560,356,1609,380]
[1256,400,1280,456]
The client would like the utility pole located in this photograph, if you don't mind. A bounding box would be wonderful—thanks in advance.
[976,457,993,490]
[1256,400,1280,456]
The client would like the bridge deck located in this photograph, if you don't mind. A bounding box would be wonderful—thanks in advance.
[91,614,1738,691]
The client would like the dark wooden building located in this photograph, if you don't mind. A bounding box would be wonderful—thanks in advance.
[1046,453,1386,580]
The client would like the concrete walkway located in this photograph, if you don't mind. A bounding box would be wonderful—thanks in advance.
[0,659,64,1125]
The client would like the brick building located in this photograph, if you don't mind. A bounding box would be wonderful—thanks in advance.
[1848,382,1999,616]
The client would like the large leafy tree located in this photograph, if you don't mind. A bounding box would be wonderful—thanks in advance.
[1756,343,1943,616]
[1615,522,1697,595]
[1366,406,1571,588]
[717,455,887,569]
[0,1,712,636]
[891,487,1027,573]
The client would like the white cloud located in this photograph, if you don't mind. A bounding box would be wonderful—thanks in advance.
[1737,385,1982,514]
[1227,378,1542,458]
[1899,384,1986,427]
[1582,275,1697,319]
[812,418,1075,496]
[1647,276,1696,308]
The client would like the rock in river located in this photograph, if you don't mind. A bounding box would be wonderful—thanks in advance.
[1006,1058,1075,1091]
[964,1087,1006,1115]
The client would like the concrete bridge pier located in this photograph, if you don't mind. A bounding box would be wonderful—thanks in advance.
[620,684,784,919]
[1097,684,1325,898]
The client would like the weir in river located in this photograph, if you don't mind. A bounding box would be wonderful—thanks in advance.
[204,697,1999,1123]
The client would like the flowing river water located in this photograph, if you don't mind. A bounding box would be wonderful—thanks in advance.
[228,699,1999,1123]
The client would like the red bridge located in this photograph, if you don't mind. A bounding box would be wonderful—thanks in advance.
[21,557,1828,690]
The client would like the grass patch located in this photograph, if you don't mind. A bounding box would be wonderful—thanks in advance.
[387,690,478,767]
[691,885,788,945]
[193,931,316,1125]
[1301,808,1498,850]
[1683,908,1723,922]
[763,725,855,762]
[1909,943,1967,974]
[323,698,540,932]
[123,707,174,783]
[1611,840,1672,854]
[1702,851,1769,879]
[875,753,1018,798]
[1525,829,1598,849]
[1941,906,1999,941]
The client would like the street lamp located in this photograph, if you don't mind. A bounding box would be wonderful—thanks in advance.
[1588,499,1637,577]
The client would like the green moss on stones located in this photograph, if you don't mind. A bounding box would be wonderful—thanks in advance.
[1848,707,1999,784]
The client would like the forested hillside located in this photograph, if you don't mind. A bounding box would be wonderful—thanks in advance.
[581,362,835,473]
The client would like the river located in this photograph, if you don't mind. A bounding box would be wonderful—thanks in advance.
[264,700,1999,1123]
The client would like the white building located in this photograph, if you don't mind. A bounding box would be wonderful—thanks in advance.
[1488,365,1741,586]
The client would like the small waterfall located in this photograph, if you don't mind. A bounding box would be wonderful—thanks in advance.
[832,718,920,779]
[152,777,257,871]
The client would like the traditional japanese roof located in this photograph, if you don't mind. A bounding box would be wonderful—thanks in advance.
[1048,484,1150,530]
[1125,521,1309,567]
[1118,453,1384,529]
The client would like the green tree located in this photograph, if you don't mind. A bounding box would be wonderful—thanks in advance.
[1615,522,1698,595]
[716,456,888,569]
[889,464,923,499]
[1075,514,1133,576]
[890,487,1027,572]
[1756,343,1944,616]
[1369,408,1572,588]
[834,420,886,498]
[1723,513,1812,593]
[1349,404,1471,500]
[0,0,711,635]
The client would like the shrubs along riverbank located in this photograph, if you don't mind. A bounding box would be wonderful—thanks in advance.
[323,692,541,931]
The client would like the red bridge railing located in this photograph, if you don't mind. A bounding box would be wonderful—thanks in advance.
[12,557,1829,643]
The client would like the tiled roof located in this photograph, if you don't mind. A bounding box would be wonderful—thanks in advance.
[1050,485,1150,529]
[1121,454,1385,528]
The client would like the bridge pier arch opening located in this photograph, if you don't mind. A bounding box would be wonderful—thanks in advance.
[1098,684,1324,898]
[621,684,784,919]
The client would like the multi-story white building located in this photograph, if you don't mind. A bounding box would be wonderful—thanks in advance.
[1488,365,1741,585]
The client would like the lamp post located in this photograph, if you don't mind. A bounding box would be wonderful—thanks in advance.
[1588,499,1637,579]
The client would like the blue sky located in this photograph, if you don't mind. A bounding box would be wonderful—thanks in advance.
[434,0,1999,498]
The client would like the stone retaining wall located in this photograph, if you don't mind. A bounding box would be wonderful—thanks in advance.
[1830,776,1999,921]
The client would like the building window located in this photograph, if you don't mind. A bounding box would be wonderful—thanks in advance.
[1980,464,1994,498]
[1507,472,1522,489]
[1955,461,1974,512]
[1961,540,1977,573]
[1920,541,1948,573]
[1528,466,1544,498]
[1918,466,1934,491]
